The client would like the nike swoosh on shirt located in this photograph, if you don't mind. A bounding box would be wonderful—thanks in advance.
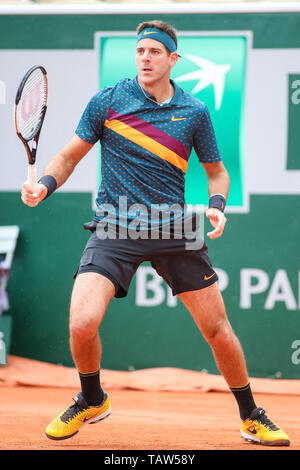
[171,116,187,122]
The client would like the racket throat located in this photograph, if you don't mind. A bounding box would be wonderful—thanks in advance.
[25,137,38,165]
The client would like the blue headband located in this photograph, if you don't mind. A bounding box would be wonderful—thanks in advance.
[137,27,177,53]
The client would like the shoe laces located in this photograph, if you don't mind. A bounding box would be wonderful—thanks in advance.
[60,398,86,424]
[252,408,280,431]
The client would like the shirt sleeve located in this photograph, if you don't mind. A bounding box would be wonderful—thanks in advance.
[75,88,113,144]
[193,105,222,163]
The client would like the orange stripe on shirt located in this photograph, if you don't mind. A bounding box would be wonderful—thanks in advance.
[104,119,188,174]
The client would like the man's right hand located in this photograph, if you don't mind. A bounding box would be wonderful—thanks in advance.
[21,181,48,207]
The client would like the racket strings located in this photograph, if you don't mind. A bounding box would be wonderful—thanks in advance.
[16,69,47,140]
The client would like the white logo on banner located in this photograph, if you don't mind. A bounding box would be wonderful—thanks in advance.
[135,266,300,311]
[135,266,228,307]
[174,55,231,110]
[240,269,299,310]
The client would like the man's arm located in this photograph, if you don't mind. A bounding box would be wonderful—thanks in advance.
[201,161,230,239]
[21,135,94,207]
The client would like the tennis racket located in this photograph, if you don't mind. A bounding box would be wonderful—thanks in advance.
[14,65,48,187]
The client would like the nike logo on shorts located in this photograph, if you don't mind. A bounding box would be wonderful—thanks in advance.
[204,273,216,281]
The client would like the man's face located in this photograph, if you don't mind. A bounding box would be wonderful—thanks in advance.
[136,38,178,86]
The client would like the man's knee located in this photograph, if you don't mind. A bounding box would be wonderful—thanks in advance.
[69,272,114,343]
[69,294,101,344]
[205,319,234,348]
[69,316,98,344]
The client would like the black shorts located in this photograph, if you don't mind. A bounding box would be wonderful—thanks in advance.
[75,231,218,298]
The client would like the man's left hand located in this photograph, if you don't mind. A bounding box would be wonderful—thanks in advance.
[206,208,227,239]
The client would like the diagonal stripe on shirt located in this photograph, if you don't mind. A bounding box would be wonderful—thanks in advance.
[104,108,190,173]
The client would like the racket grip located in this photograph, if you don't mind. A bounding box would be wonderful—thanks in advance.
[28,163,37,186]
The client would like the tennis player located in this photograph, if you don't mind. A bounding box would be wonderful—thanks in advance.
[22,20,290,446]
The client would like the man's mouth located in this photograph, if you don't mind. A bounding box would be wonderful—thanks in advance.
[142,67,152,72]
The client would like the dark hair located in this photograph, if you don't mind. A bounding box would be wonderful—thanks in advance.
[136,20,178,51]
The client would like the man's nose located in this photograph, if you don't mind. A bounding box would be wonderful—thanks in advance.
[141,51,150,61]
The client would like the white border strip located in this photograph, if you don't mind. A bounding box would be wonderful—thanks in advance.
[2,2,300,15]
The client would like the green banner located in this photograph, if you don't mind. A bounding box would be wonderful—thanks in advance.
[99,34,247,209]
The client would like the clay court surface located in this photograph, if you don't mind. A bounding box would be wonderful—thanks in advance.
[1,356,300,451]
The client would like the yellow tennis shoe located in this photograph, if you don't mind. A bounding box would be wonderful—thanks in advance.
[241,407,290,446]
[45,392,111,440]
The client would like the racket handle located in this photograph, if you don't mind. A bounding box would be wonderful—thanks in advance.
[28,163,37,186]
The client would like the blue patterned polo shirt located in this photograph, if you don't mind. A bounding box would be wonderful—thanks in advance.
[75,76,222,229]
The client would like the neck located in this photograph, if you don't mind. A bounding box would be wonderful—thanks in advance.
[138,77,174,104]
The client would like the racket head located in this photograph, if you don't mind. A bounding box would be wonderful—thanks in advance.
[14,65,48,164]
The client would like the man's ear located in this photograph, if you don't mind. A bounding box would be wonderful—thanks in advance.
[170,52,179,69]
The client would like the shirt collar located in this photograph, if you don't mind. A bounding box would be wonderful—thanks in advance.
[133,76,182,106]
